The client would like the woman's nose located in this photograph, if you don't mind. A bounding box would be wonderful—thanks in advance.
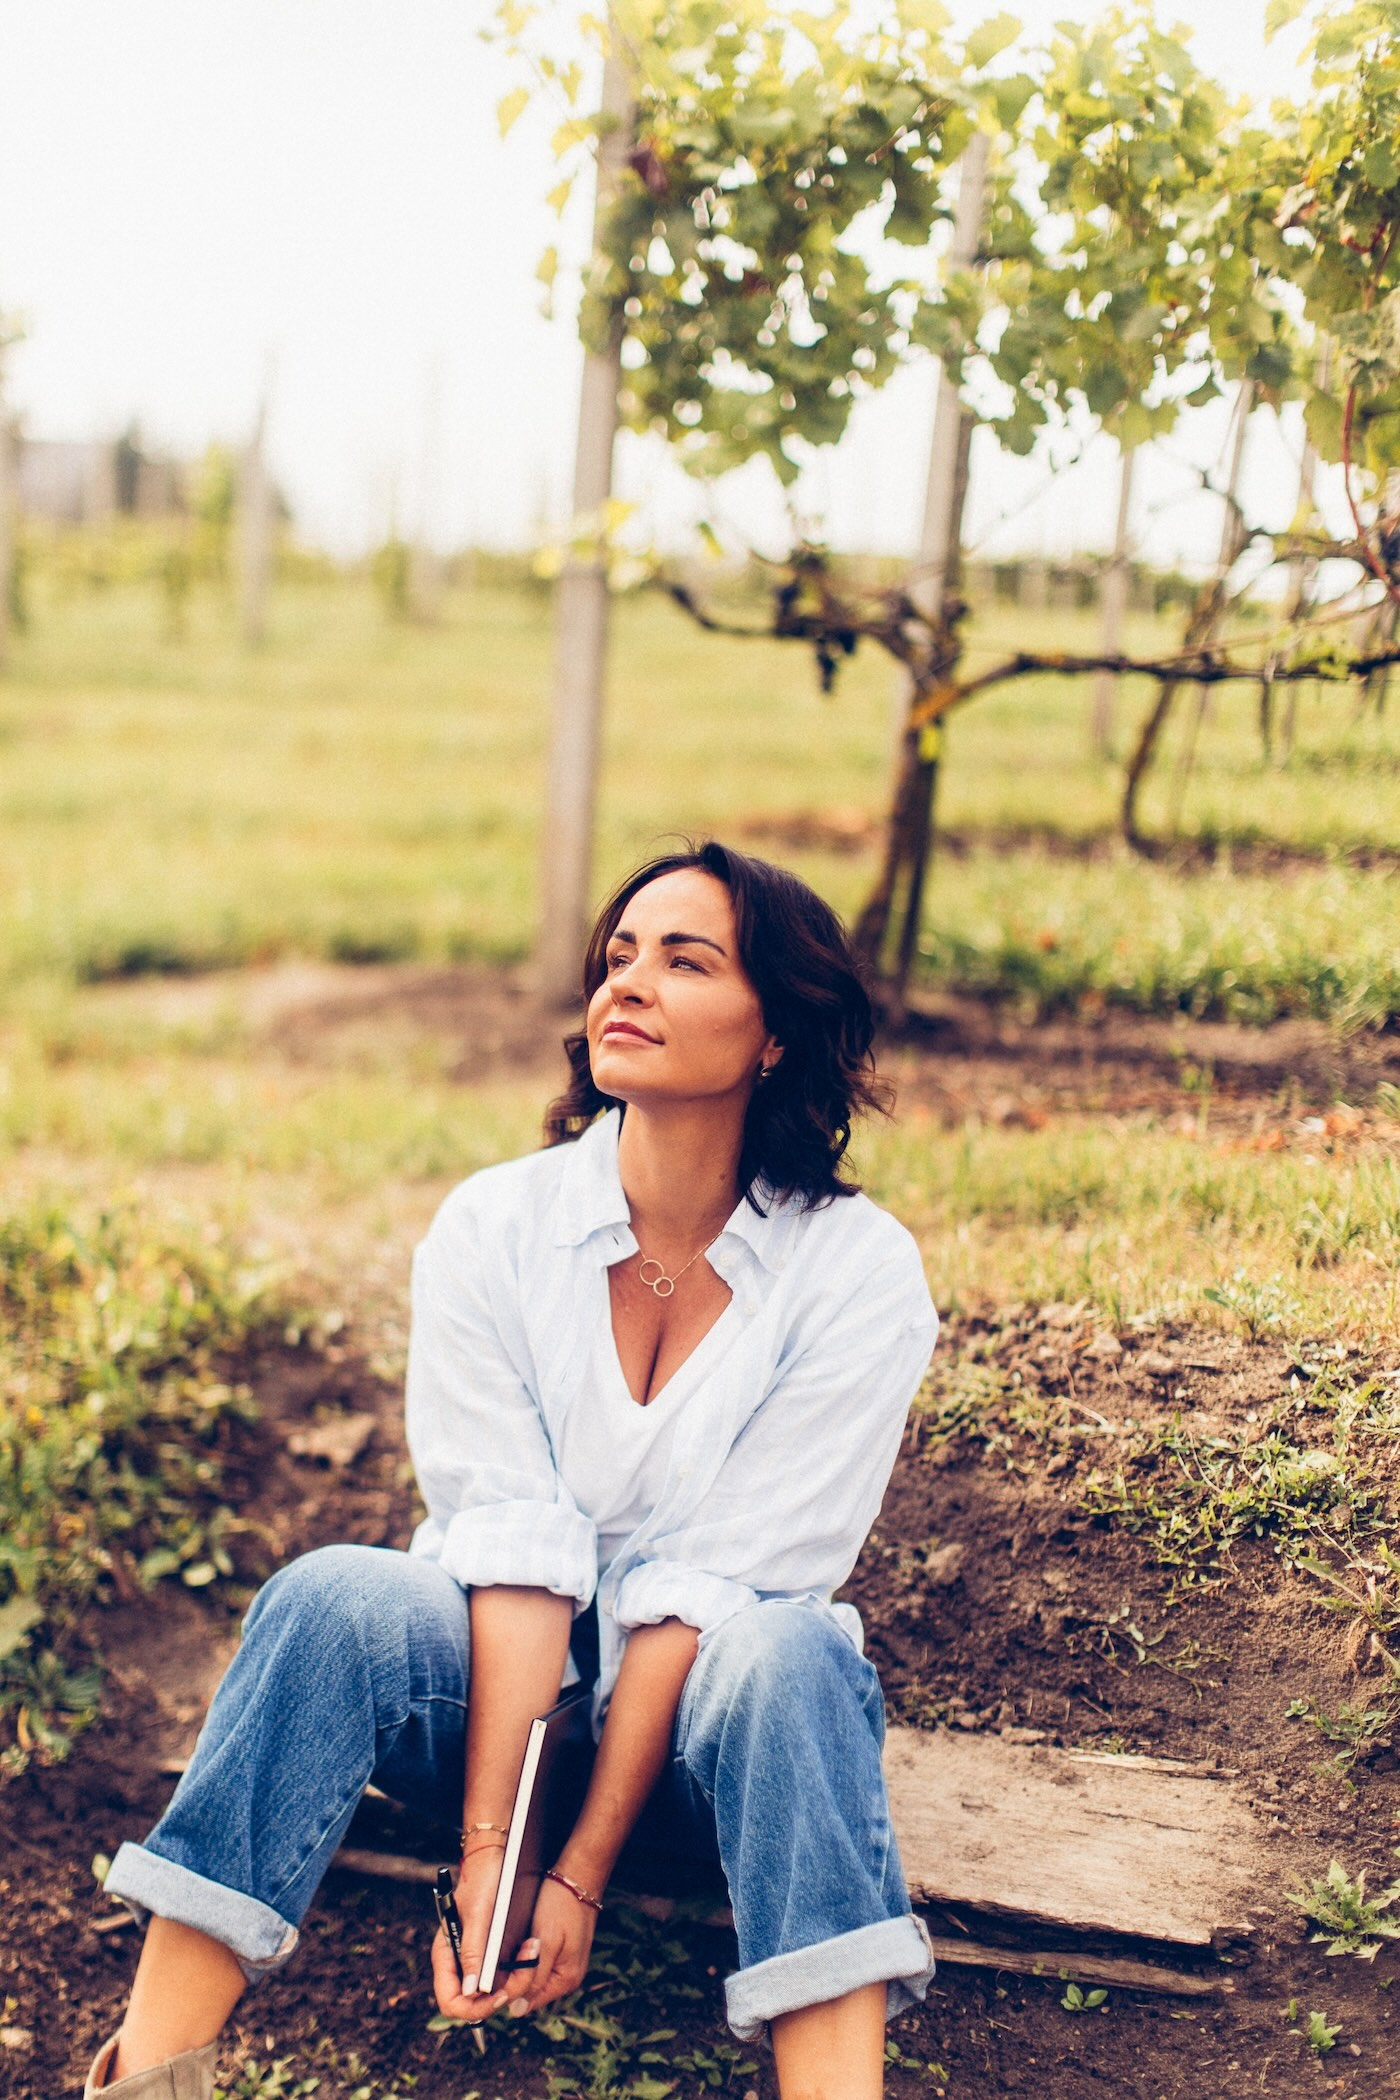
[611,964,655,1005]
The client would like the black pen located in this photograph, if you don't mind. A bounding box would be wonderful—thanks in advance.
[433,1866,540,1989]
[433,1866,465,1984]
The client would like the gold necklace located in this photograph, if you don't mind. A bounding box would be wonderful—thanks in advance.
[636,1237,717,1300]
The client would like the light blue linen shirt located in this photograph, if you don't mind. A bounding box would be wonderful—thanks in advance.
[405,1108,939,1729]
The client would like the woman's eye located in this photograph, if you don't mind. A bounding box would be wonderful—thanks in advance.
[670,955,701,971]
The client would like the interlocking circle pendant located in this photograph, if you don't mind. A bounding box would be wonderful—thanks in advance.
[638,1259,675,1298]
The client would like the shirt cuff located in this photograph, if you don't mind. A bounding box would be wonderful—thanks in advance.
[613,1557,756,1637]
[411,1502,598,1608]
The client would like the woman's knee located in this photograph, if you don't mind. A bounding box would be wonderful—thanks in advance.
[687,1601,870,1740]
[245,1544,423,1666]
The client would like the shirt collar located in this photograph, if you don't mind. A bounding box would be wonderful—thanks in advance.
[553,1107,803,1273]
[715,1185,802,1274]
[554,1109,632,1246]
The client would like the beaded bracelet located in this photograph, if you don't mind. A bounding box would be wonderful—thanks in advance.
[543,1866,603,1914]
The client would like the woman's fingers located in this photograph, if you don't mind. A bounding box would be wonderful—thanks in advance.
[518,1911,595,2014]
[503,1928,557,2014]
[430,1923,509,2022]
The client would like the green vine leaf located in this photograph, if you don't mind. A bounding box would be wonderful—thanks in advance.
[965,12,1022,70]
[495,84,530,138]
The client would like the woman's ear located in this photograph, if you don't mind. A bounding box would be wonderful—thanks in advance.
[759,1038,785,1077]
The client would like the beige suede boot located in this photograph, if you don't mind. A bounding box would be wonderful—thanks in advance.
[83,2032,219,2100]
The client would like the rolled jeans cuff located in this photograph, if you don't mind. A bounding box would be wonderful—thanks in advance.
[105,1841,300,1985]
[724,1912,935,2043]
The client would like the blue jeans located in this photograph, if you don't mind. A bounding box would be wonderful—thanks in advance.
[106,1545,933,2040]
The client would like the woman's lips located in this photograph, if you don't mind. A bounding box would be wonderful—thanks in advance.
[601,1022,660,1043]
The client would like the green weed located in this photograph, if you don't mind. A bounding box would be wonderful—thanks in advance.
[1285,1695,1400,1768]
[1292,1541,1400,1675]
[1202,1270,1303,1341]
[1063,1600,1222,1683]
[908,1361,1016,1451]
[215,2063,320,2100]
[0,1202,297,1771]
[1289,1860,1400,1959]
[1060,1982,1109,2013]
[427,1906,755,2099]
[1304,2009,1341,2055]
[1079,1418,1376,1577]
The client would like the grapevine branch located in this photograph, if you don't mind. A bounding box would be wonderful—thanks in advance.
[659,543,1400,878]
[663,561,1400,720]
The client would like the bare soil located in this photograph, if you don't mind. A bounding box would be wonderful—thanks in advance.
[83,952,1400,1117]
[885,993,1400,1125]
[5,964,1400,2099]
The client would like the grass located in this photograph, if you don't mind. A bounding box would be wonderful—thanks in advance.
[0,1200,300,1772]
[915,852,1400,1027]
[0,574,1397,1023]
[2,977,1397,1332]
[855,1107,1400,1337]
[1,994,1397,1331]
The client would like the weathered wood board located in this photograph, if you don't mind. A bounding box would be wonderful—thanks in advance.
[883,1725,1260,1948]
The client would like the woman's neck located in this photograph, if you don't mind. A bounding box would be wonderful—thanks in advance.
[615,1101,744,1253]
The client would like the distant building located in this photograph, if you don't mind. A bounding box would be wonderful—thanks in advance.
[17,430,187,524]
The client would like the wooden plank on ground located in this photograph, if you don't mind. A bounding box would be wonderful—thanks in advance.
[884,1725,1259,1948]
[327,1851,1226,1997]
[922,1937,1222,1997]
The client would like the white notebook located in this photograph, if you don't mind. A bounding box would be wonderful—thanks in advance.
[478,1683,592,1994]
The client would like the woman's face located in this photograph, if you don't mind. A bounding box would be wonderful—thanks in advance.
[586,869,782,1110]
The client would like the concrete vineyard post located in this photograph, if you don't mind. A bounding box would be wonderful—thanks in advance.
[861,132,987,998]
[903,131,987,677]
[1092,445,1137,759]
[1124,381,1255,846]
[536,29,632,1011]
[238,393,273,647]
[1167,382,1254,826]
[0,408,13,675]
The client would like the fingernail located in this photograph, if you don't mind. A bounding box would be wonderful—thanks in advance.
[509,1997,530,2018]
[521,1938,540,1958]
[461,1971,478,1996]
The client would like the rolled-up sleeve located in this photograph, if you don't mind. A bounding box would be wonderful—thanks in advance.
[405,1190,598,1608]
[613,1223,937,1640]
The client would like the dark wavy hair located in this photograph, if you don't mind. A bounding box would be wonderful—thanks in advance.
[543,841,891,1210]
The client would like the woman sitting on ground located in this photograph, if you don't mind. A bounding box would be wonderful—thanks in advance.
[90,841,941,2100]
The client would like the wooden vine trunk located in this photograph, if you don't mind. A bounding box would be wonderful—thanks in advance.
[1121,385,1253,850]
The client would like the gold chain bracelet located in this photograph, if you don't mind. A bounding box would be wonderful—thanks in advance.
[459,1820,510,1855]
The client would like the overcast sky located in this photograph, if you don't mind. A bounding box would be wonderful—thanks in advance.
[0,1,1331,567]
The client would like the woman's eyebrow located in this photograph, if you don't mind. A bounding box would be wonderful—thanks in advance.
[661,931,727,955]
[608,927,727,955]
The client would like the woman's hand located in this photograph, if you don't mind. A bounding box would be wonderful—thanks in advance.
[501,1873,598,2017]
[430,1845,532,2025]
